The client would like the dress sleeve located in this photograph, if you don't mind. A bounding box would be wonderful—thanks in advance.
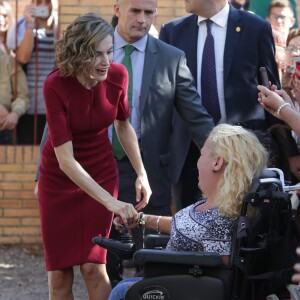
[116,95,130,121]
[43,77,72,147]
[115,65,130,121]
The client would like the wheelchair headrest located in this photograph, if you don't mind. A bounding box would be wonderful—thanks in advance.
[252,168,284,193]
[259,169,278,180]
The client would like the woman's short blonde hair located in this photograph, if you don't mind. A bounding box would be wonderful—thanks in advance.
[208,124,268,219]
[55,13,113,79]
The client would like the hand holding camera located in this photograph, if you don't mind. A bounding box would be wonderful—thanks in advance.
[24,4,49,22]
[33,6,49,18]
[292,57,300,80]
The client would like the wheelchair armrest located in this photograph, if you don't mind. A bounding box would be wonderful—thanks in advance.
[133,249,224,267]
[144,234,170,249]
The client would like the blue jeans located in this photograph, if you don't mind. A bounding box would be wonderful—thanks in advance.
[108,277,142,300]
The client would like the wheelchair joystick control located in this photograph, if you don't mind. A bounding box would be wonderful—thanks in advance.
[120,227,133,244]
[92,227,136,259]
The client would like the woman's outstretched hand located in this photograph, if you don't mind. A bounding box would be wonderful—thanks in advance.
[257,85,294,119]
[113,215,139,232]
[106,201,138,227]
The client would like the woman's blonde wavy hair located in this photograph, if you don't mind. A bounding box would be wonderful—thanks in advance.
[55,13,113,79]
[208,124,268,219]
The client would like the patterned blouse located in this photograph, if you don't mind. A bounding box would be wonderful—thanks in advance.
[166,199,236,255]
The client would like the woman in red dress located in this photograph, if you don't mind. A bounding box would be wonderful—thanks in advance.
[38,13,151,300]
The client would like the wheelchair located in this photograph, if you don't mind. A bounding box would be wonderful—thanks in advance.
[93,168,300,300]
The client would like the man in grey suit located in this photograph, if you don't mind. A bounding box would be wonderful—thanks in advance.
[107,0,214,285]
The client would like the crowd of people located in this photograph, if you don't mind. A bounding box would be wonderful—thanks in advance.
[1,0,57,145]
[0,0,29,144]
[2,0,300,299]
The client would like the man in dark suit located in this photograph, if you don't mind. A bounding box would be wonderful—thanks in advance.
[107,0,214,285]
[159,0,280,210]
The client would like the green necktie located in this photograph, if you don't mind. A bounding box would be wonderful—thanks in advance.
[113,44,135,160]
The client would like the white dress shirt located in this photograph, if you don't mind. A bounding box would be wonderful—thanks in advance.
[108,29,148,142]
[197,3,229,124]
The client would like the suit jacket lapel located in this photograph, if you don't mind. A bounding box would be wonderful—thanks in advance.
[224,6,242,85]
[182,15,199,82]
[140,35,157,115]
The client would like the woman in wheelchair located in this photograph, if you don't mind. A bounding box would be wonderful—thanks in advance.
[108,124,268,300]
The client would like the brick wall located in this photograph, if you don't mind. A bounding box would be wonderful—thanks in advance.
[6,0,187,33]
[0,146,42,244]
[6,0,300,31]
[56,0,188,32]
